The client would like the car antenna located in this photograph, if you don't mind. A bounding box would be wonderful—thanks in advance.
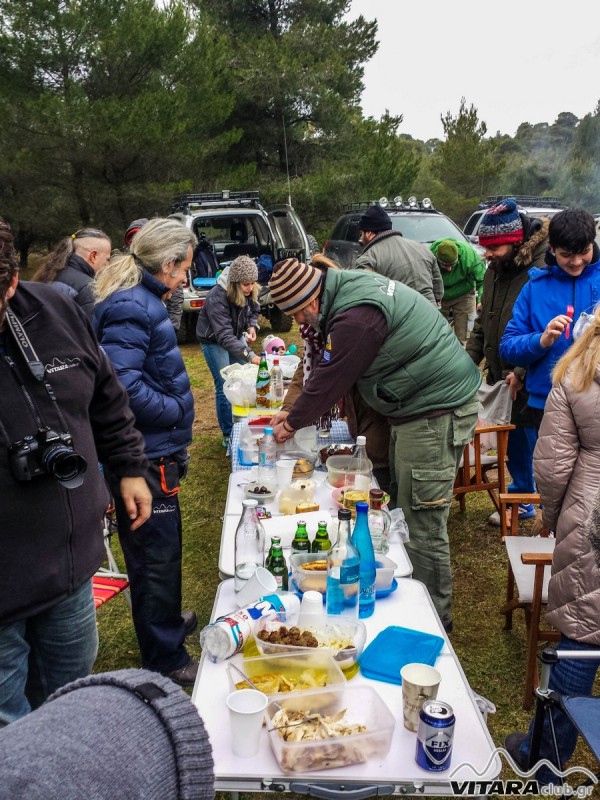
[282,112,292,206]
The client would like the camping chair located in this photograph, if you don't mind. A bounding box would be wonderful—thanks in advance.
[499,493,558,709]
[93,506,131,610]
[453,423,514,514]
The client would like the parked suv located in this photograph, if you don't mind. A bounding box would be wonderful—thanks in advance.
[463,195,566,246]
[170,190,313,343]
[323,196,472,268]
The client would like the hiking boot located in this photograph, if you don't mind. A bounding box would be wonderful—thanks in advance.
[504,731,528,771]
[488,503,536,527]
[182,610,197,637]
[164,658,199,688]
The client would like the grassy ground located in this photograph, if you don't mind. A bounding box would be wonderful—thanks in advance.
[94,323,599,797]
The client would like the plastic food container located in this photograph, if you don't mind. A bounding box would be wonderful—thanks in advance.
[290,552,328,594]
[278,482,316,515]
[253,612,366,673]
[277,450,317,480]
[265,684,395,773]
[238,416,275,465]
[325,455,373,489]
[375,555,397,592]
[226,651,345,707]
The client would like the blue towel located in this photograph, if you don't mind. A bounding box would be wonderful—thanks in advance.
[359,625,444,684]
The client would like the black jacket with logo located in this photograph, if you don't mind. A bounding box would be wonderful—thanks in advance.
[0,281,148,623]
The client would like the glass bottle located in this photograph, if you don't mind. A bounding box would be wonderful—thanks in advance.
[326,508,359,618]
[255,351,270,408]
[350,501,376,619]
[311,520,332,552]
[267,536,289,591]
[269,358,284,410]
[257,425,277,484]
[343,434,371,498]
[368,488,391,555]
[291,520,311,553]
[234,499,265,593]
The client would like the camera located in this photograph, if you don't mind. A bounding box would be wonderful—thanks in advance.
[9,428,87,489]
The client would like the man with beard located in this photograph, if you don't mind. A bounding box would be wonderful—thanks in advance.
[466,198,549,525]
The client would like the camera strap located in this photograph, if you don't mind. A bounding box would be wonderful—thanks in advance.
[6,308,45,381]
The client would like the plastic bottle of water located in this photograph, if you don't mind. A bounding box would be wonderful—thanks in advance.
[234,499,264,593]
[269,358,284,409]
[343,434,371,495]
[257,425,277,485]
[351,501,376,619]
[326,508,359,618]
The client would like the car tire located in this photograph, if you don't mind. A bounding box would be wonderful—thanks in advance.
[267,305,293,333]
[307,234,320,256]
[177,312,197,345]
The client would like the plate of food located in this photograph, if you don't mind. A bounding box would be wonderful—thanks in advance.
[331,487,390,512]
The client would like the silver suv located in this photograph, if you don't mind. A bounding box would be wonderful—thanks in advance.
[463,195,566,246]
[170,190,313,343]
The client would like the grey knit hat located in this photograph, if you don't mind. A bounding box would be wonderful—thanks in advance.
[0,669,214,800]
[228,255,258,284]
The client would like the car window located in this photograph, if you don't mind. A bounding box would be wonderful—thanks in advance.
[346,218,361,243]
[463,211,483,236]
[391,215,465,244]
[269,210,305,250]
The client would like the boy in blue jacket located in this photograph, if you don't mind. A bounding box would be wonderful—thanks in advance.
[500,208,600,427]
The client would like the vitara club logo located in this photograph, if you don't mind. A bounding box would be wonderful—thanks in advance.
[45,357,81,374]
[153,503,176,515]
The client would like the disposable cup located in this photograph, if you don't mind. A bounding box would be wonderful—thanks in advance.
[400,663,441,732]
[276,459,295,489]
[298,589,325,625]
[234,566,278,608]
[226,689,268,757]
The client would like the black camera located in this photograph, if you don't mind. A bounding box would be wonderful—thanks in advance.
[9,428,87,489]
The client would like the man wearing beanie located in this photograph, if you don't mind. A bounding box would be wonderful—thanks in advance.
[353,204,444,306]
[269,257,482,631]
[467,197,549,524]
[430,238,486,346]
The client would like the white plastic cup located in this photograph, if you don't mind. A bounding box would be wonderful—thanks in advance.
[276,459,295,489]
[298,589,325,626]
[400,663,441,732]
[226,689,268,757]
[234,566,278,608]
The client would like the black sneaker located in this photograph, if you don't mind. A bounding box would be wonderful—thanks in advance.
[504,732,528,770]
[182,610,197,637]
[165,658,199,688]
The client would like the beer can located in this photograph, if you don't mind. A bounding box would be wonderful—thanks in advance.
[415,700,455,772]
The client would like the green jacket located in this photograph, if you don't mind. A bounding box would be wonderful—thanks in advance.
[430,239,486,302]
[320,270,481,419]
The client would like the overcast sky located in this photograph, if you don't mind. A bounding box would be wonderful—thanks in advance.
[348,0,600,141]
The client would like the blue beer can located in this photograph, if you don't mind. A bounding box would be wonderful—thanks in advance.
[415,700,455,772]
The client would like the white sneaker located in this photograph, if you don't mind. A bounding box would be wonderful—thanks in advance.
[488,503,536,527]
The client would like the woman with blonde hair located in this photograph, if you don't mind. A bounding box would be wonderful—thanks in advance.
[94,218,201,687]
[195,255,261,445]
[505,302,600,780]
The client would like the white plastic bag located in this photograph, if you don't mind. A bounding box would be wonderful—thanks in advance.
[222,364,258,406]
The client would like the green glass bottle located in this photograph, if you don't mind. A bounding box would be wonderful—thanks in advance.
[291,521,311,553]
[265,535,279,570]
[267,537,289,591]
[311,520,332,552]
[255,351,270,408]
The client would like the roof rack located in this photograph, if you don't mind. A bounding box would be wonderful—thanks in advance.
[344,196,437,213]
[480,195,565,210]
[171,190,261,214]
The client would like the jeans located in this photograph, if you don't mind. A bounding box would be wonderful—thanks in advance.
[0,580,98,725]
[390,396,479,627]
[506,425,537,494]
[520,635,600,784]
[201,342,245,438]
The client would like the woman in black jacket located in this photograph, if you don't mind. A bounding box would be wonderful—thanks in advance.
[196,255,260,445]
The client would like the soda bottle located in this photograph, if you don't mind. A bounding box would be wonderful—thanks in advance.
[311,520,332,552]
[350,501,376,618]
[269,358,284,409]
[368,488,391,554]
[291,520,311,553]
[267,536,289,591]
[255,351,270,408]
[234,499,265,594]
[257,425,277,485]
[343,435,371,498]
[326,508,359,618]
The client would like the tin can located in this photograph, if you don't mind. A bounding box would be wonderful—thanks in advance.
[415,700,455,772]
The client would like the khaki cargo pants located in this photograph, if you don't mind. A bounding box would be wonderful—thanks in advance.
[441,292,476,346]
[389,397,479,628]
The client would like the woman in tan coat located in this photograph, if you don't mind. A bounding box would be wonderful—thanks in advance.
[505,304,600,779]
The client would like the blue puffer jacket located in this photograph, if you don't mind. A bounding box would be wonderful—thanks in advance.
[94,270,194,458]
[500,245,600,409]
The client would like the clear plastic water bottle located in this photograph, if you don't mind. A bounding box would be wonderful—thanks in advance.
[234,499,265,593]
[351,501,376,619]
[326,508,359,618]
[269,358,284,409]
[343,434,371,494]
[257,425,277,485]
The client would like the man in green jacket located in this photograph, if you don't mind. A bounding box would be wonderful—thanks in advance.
[268,258,481,631]
[430,238,486,346]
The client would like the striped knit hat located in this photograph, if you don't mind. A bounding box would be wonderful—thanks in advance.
[269,258,323,313]
[478,198,524,247]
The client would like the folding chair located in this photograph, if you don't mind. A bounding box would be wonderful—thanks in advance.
[453,423,514,514]
[93,506,131,610]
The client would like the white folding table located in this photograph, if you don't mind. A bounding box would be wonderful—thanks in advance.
[191,578,501,796]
